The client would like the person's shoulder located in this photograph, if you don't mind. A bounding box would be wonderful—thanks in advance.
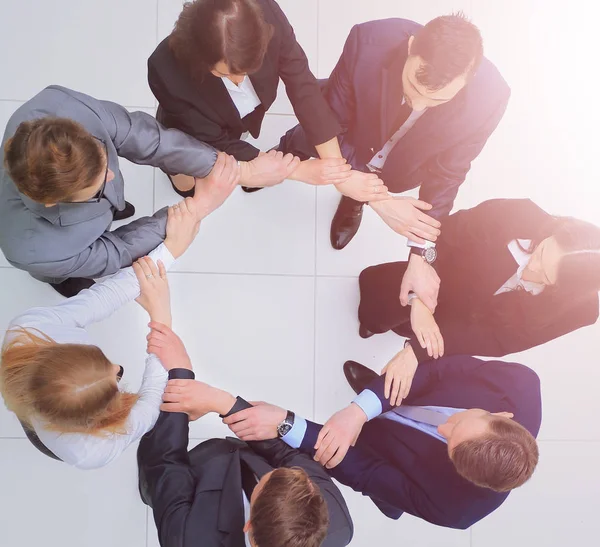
[351,18,420,45]
[148,36,173,68]
[470,57,511,101]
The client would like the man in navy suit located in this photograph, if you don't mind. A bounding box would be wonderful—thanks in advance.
[220,356,541,530]
[281,14,510,311]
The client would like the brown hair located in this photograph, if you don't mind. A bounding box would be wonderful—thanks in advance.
[3,117,105,203]
[0,329,138,436]
[169,0,274,81]
[250,467,329,547]
[450,417,539,492]
[411,12,484,91]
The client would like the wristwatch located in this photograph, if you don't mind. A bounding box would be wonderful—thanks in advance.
[417,246,437,265]
[277,410,295,438]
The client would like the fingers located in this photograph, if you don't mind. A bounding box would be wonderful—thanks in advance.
[367,188,391,202]
[384,367,393,400]
[149,321,172,335]
[157,260,167,280]
[390,374,401,406]
[222,408,252,425]
[132,261,147,286]
[399,372,414,403]
[162,391,182,403]
[314,432,338,465]
[326,443,349,469]
[315,426,328,451]
[415,210,441,229]
[409,199,433,211]
[405,231,427,245]
[136,257,154,279]
[399,281,410,307]
[211,152,226,179]
[146,257,159,278]
[436,330,445,357]
[160,402,184,413]
[419,292,437,312]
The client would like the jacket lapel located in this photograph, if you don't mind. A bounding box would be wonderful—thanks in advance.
[379,43,409,145]
[197,73,245,132]
[217,449,246,544]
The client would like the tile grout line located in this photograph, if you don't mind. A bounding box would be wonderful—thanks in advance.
[145,506,149,547]
[313,190,318,421]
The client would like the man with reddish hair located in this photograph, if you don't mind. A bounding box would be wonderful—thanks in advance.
[222,355,542,530]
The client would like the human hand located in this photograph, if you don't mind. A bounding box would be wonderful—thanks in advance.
[410,299,444,359]
[161,379,237,420]
[193,152,239,219]
[335,170,388,202]
[240,150,301,187]
[399,253,441,311]
[222,401,287,441]
[146,322,192,371]
[369,197,441,243]
[288,158,352,186]
[313,403,367,469]
[133,257,171,327]
[381,346,419,406]
[163,199,201,258]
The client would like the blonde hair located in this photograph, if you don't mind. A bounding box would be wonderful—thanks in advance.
[0,328,138,436]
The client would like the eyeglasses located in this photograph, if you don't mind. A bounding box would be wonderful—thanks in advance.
[61,136,109,204]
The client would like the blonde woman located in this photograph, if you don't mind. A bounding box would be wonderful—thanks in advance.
[0,199,199,469]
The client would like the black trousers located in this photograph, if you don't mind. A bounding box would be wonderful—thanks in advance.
[358,261,413,337]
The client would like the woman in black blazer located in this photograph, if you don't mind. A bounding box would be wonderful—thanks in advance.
[355,199,600,404]
[148,0,384,198]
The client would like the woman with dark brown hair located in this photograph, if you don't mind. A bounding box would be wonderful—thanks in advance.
[148,0,387,200]
[0,200,199,469]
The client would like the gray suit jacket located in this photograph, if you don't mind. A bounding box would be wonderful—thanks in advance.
[0,85,218,282]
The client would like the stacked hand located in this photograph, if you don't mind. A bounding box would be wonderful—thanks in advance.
[289,158,352,185]
[381,345,419,406]
[399,253,441,311]
[313,403,367,469]
[335,170,389,202]
[410,298,444,359]
[134,257,172,328]
[240,150,301,188]
[146,322,192,371]
[223,401,286,441]
[163,198,201,258]
[370,197,441,243]
[193,152,239,220]
[161,379,235,421]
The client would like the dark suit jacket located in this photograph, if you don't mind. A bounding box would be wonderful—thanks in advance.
[138,370,353,547]
[148,0,341,161]
[361,198,599,363]
[282,18,510,218]
[297,356,542,529]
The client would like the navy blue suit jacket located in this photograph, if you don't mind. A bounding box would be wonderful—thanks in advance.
[285,19,510,219]
[298,356,542,530]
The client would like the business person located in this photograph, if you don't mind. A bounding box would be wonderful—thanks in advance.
[148,0,387,201]
[222,356,541,530]
[0,200,199,469]
[0,85,295,297]
[138,325,353,547]
[281,13,510,252]
[357,198,600,404]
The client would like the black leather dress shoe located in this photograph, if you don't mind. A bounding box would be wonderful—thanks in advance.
[50,277,96,298]
[113,201,136,221]
[343,360,379,395]
[167,173,195,198]
[330,196,364,250]
[359,324,374,339]
[242,186,264,193]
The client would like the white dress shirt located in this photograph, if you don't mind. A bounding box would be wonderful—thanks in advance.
[222,76,262,120]
[4,243,175,470]
[495,239,545,296]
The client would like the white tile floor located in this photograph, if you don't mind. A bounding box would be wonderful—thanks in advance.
[0,1,598,546]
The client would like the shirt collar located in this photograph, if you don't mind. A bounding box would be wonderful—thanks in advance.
[508,239,545,295]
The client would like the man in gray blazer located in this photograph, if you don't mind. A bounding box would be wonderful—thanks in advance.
[0,85,295,296]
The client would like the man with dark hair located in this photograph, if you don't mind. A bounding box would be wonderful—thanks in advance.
[281,13,510,311]
[0,85,298,297]
[221,355,541,530]
[138,324,353,547]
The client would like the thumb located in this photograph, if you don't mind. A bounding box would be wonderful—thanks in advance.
[399,283,410,306]
[410,199,433,211]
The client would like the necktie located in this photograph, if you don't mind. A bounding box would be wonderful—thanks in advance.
[240,459,258,499]
[394,406,448,427]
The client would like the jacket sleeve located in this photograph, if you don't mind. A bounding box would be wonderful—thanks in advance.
[97,99,219,177]
[408,95,509,221]
[148,58,261,161]
[266,0,341,146]
[23,208,169,280]
[409,295,599,363]
[138,369,196,547]
[225,398,354,546]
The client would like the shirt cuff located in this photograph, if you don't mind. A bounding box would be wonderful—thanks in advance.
[148,243,176,271]
[407,240,436,250]
[168,368,195,380]
[281,416,308,449]
[352,389,383,421]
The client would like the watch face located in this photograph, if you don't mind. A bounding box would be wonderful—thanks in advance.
[423,247,437,264]
[277,422,292,437]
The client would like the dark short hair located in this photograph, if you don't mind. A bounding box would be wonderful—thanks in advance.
[250,467,329,547]
[169,0,274,81]
[450,417,539,492]
[410,12,484,90]
[3,117,104,203]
